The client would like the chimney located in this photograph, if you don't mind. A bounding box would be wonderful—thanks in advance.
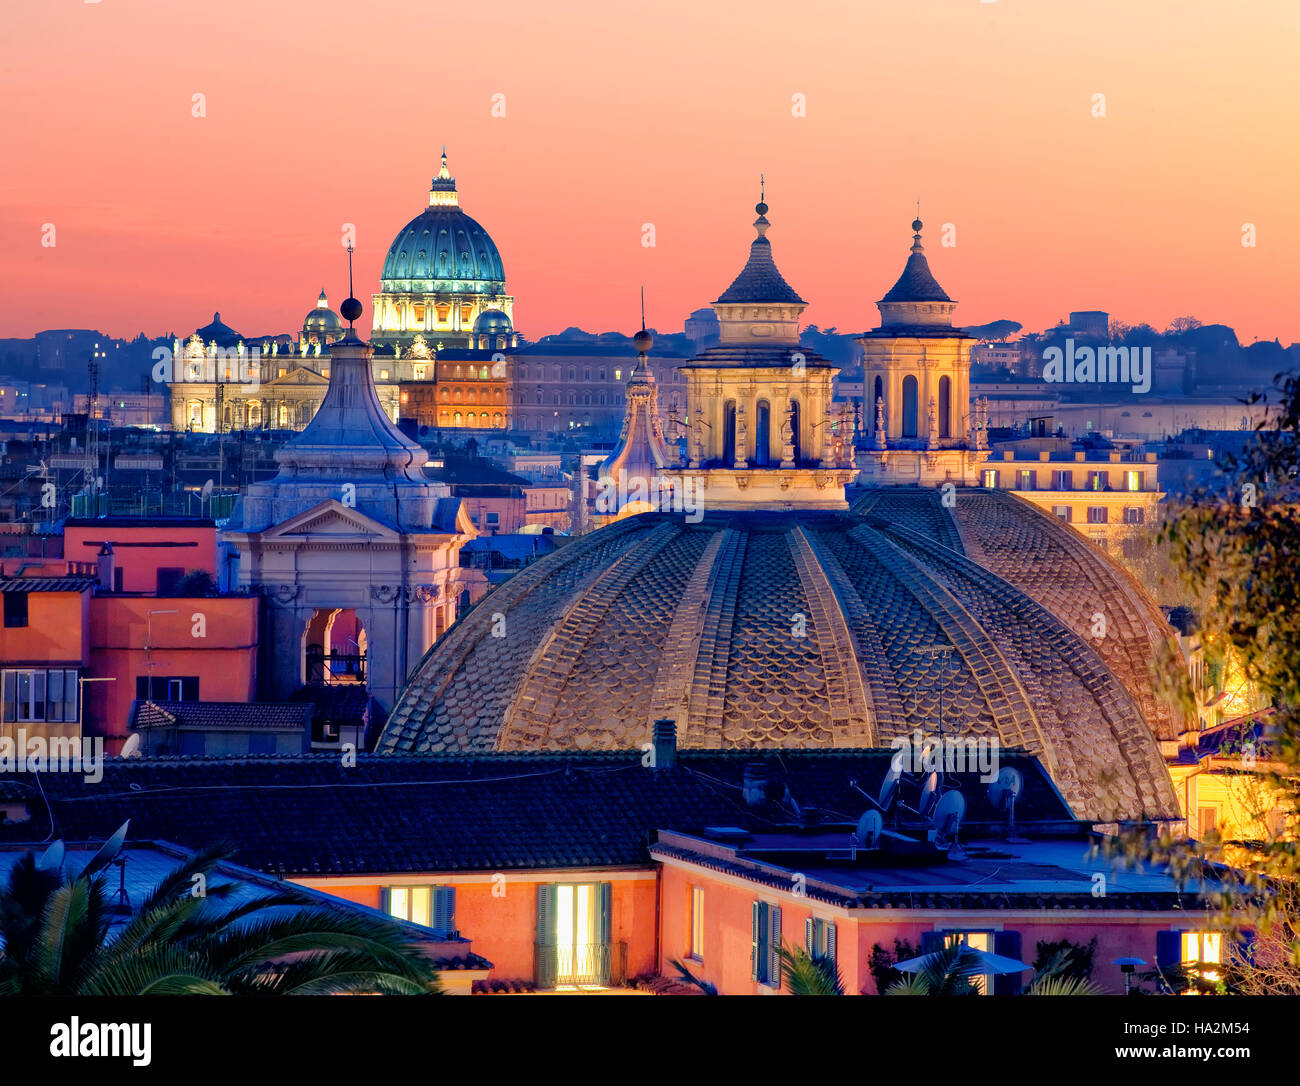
[95,542,114,591]
[742,762,770,807]
[652,718,677,769]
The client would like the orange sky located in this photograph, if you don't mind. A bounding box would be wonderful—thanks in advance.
[2,0,1298,345]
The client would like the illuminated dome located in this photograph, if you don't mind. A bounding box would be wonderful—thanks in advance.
[473,309,512,335]
[382,487,1183,823]
[302,289,342,341]
[379,154,506,293]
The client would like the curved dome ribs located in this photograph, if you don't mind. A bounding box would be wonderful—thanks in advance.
[870,515,1181,821]
[381,517,665,752]
[849,523,1048,759]
[648,531,733,737]
[952,490,1184,743]
[496,522,686,749]
[787,527,877,745]
[686,527,750,744]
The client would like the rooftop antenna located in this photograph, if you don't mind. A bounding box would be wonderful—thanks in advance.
[340,243,363,331]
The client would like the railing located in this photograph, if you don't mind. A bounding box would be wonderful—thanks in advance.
[305,650,367,685]
[536,942,611,988]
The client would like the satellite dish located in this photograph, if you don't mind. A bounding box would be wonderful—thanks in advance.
[878,758,903,811]
[989,767,1023,811]
[36,840,65,873]
[931,790,966,849]
[917,771,940,816]
[854,809,884,850]
[119,733,141,758]
[201,478,214,500]
[81,820,130,878]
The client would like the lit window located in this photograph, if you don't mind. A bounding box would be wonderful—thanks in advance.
[384,885,455,934]
[980,469,999,488]
[380,369,390,380]
[689,886,704,961]
[1181,931,1222,990]
[1125,470,1141,491]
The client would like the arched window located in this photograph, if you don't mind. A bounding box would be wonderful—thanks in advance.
[902,375,919,438]
[873,376,884,430]
[938,375,951,439]
[453,411,463,426]
[723,400,737,465]
[789,399,801,463]
[493,412,502,427]
[755,400,771,467]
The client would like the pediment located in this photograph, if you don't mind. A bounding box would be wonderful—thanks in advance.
[262,367,328,388]
[262,499,400,540]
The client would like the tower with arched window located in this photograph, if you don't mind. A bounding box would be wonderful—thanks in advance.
[858,217,990,485]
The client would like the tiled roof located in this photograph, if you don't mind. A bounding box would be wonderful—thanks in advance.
[0,750,1071,877]
[0,576,96,593]
[715,236,805,305]
[128,700,311,731]
[382,488,1185,824]
[880,250,951,304]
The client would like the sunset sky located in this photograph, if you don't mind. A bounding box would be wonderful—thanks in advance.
[2,0,1298,345]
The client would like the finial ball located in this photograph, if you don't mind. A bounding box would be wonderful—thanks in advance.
[912,218,923,233]
[632,329,653,353]
[756,201,769,216]
[340,297,363,323]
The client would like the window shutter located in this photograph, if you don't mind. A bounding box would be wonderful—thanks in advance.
[378,887,391,915]
[751,902,761,981]
[768,906,782,989]
[597,883,613,985]
[805,917,816,954]
[825,921,837,964]
[992,931,1022,995]
[536,884,558,989]
[432,886,456,936]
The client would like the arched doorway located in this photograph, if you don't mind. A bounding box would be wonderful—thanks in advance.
[303,608,367,686]
[902,376,919,439]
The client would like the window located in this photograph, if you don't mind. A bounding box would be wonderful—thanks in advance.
[1087,506,1108,524]
[537,883,611,988]
[1198,807,1218,838]
[1052,470,1073,490]
[3,592,28,628]
[751,901,782,987]
[806,917,837,964]
[1088,470,1108,490]
[156,567,185,594]
[1125,470,1142,491]
[689,886,705,961]
[924,929,1022,994]
[414,364,427,381]
[379,369,390,380]
[1052,505,1072,522]
[1181,931,1222,989]
[2,669,78,723]
[135,676,199,701]
[1123,507,1144,524]
[485,512,499,526]
[384,885,456,935]
[980,469,999,489]
[1016,469,1035,490]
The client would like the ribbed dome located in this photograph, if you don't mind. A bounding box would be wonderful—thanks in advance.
[381,208,505,291]
[381,487,1184,823]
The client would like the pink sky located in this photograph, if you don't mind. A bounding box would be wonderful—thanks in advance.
[2,0,1298,345]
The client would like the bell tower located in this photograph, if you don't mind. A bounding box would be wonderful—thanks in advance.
[663,188,856,511]
[858,216,990,486]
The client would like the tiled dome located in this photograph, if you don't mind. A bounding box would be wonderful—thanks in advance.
[381,487,1183,822]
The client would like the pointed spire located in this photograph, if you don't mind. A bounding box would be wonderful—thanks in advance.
[715,184,803,305]
[879,212,951,305]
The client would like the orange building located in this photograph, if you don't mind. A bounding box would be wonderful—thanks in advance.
[12,744,1246,995]
[63,517,218,593]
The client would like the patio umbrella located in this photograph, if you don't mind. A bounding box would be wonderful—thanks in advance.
[893,947,1030,975]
